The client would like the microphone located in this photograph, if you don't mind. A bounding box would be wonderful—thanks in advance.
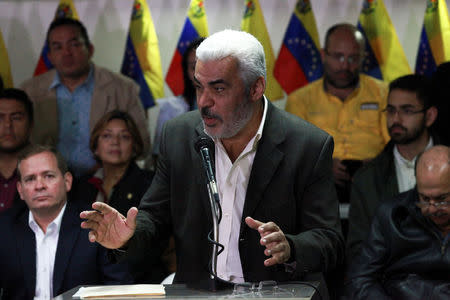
[194,137,217,189]
[195,137,222,286]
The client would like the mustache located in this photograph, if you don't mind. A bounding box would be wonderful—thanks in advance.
[389,124,406,132]
[423,211,448,218]
[201,107,222,121]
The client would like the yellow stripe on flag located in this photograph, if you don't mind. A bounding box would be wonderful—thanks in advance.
[241,0,284,100]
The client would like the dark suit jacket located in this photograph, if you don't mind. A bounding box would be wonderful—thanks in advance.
[75,162,168,283]
[346,142,398,260]
[0,199,132,300]
[125,100,343,285]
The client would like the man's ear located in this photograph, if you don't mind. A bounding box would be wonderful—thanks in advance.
[64,172,73,193]
[249,76,266,102]
[17,181,24,200]
[88,44,94,59]
[425,106,438,127]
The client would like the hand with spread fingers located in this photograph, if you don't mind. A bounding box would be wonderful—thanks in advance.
[245,216,292,266]
[80,202,138,249]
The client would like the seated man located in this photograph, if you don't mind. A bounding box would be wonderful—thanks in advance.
[0,145,131,299]
[286,23,389,201]
[0,88,33,213]
[81,29,343,288]
[347,74,438,260]
[21,18,150,177]
[347,146,450,299]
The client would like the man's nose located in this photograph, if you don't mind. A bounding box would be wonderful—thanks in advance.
[197,89,213,108]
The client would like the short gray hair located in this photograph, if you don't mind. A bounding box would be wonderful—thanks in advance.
[196,29,266,92]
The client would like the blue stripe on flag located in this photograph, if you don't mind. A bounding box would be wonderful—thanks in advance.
[415,26,437,77]
[121,35,155,108]
[357,23,383,80]
[283,14,323,82]
[176,19,200,55]
[42,45,54,69]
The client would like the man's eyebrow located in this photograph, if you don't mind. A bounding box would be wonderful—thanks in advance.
[208,79,226,85]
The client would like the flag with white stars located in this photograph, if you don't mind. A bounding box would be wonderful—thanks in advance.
[357,0,411,82]
[121,0,164,108]
[165,0,209,96]
[415,0,450,77]
[274,0,322,94]
[34,0,79,76]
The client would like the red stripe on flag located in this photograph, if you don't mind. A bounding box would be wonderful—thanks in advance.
[165,51,184,96]
[33,56,49,76]
[274,45,308,94]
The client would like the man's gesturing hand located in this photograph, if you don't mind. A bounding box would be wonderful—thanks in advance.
[80,202,138,249]
[245,216,291,267]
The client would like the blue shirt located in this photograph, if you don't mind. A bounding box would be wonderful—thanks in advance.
[50,67,96,177]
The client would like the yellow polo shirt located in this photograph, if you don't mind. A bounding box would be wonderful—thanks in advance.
[286,75,390,160]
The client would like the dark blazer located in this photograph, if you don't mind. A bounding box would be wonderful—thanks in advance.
[76,162,168,283]
[0,199,132,300]
[125,100,344,285]
[346,142,398,260]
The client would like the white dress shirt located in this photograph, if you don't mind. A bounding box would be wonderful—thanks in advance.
[211,97,268,283]
[394,137,433,193]
[29,203,66,300]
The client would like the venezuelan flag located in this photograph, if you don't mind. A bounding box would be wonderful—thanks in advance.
[274,0,322,94]
[33,0,79,76]
[241,0,284,101]
[121,0,164,109]
[165,0,208,96]
[0,29,13,88]
[358,0,411,82]
[415,0,450,77]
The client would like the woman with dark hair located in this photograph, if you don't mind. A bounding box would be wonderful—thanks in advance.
[153,37,205,156]
[86,110,151,214]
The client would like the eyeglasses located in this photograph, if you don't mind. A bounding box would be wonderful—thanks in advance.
[383,106,427,117]
[324,50,361,65]
[416,192,450,209]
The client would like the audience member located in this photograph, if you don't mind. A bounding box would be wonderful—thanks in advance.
[347,145,450,299]
[81,29,343,289]
[20,18,150,178]
[430,61,450,146]
[153,37,204,157]
[346,74,438,260]
[0,88,33,213]
[0,145,132,299]
[285,23,389,202]
[74,110,171,283]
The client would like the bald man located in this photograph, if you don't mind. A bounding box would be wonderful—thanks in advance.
[286,23,389,202]
[347,146,450,299]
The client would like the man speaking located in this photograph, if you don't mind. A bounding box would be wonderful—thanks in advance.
[81,29,343,286]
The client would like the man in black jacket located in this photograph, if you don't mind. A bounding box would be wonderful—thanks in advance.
[347,145,450,299]
[346,74,438,260]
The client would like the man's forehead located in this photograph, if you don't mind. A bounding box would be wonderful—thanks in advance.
[49,25,82,41]
[20,152,58,173]
[388,90,420,106]
[0,98,26,110]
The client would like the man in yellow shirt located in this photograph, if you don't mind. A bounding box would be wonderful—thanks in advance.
[286,23,389,200]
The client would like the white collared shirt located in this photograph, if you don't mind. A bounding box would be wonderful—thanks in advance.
[394,137,433,193]
[29,203,67,300]
[209,97,268,283]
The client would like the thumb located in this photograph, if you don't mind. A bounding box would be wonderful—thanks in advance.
[126,207,139,229]
[245,216,264,230]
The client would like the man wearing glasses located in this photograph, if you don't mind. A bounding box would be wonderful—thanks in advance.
[347,145,450,299]
[286,23,389,203]
[346,74,438,260]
